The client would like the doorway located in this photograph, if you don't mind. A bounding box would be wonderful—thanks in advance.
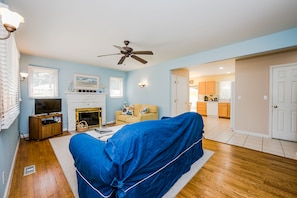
[171,75,189,116]
[271,62,297,141]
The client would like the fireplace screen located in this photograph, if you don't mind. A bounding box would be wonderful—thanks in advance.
[76,107,102,129]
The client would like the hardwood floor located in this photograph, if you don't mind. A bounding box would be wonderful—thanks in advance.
[8,133,297,197]
[8,132,74,198]
[177,140,297,198]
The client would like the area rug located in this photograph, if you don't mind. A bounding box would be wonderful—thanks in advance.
[49,134,214,198]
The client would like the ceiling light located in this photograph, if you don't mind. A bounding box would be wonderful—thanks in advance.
[0,8,24,40]
[219,67,224,70]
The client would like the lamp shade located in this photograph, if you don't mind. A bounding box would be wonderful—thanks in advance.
[0,8,24,29]
[20,72,28,78]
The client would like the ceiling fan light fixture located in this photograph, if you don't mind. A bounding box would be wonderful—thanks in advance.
[98,40,153,65]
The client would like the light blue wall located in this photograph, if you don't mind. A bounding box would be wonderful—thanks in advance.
[126,27,297,117]
[0,119,19,197]
[19,55,128,135]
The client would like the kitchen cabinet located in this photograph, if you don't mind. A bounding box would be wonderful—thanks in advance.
[199,81,216,95]
[218,103,230,118]
[196,102,207,116]
[198,82,206,94]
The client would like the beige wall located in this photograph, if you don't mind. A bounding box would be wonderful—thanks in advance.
[172,68,189,78]
[235,49,297,135]
[190,74,235,85]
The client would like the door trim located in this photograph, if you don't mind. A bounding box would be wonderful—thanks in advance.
[269,62,297,139]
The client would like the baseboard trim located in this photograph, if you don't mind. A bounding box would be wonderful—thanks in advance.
[233,129,271,138]
[106,120,116,125]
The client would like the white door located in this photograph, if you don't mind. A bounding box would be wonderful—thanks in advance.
[171,75,189,116]
[176,76,189,115]
[271,63,297,141]
[171,75,177,116]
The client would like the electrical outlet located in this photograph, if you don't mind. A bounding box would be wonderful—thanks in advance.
[2,171,5,184]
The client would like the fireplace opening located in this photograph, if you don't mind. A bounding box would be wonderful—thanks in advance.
[76,107,102,129]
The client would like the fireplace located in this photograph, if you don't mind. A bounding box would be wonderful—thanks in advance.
[76,107,102,129]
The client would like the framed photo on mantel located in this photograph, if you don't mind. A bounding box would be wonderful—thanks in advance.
[73,73,100,91]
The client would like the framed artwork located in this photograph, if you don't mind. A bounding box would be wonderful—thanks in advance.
[73,73,99,90]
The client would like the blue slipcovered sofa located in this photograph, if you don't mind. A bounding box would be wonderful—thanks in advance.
[69,112,204,198]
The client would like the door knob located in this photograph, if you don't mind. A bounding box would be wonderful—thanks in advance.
[273,105,278,108]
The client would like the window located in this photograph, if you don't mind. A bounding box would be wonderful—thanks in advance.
[109,77,123,98]
[28,66,58,98]
[0,31,20,130]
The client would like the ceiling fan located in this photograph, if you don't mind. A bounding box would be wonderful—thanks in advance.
[97,40,153,65]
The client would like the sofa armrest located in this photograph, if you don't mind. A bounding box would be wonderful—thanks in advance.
[69,133,116,185]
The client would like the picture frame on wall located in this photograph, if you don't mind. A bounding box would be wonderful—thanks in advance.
[73,73,99,91]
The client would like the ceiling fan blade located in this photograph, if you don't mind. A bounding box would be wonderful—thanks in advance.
[132,51,153,55]
[118,56,126,65]
[131,55,148,64]
[113,45,127,52]
[97,53,121,57]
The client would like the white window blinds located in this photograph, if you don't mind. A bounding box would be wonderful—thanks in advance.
[0,18,20,130]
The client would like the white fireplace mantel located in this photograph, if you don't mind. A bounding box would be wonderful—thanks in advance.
[65,92,106,131]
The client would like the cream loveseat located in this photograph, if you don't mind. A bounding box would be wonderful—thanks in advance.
[115,104,158,125]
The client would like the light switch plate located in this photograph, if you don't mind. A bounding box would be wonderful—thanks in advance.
[264,95,268,100]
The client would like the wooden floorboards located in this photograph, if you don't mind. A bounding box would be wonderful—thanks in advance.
[177,140,297,198]
[8,133,297,197]
[8,132,74,198]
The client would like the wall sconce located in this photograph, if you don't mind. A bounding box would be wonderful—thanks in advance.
[20,72,28,81]
[138,82,146,88]
[0,8,24,40]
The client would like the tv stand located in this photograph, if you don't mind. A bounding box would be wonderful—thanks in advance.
[29,113,63,140]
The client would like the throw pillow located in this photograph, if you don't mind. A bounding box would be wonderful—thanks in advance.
[140,107,149,115]
[126,105,134,116]
[122,105,134,116]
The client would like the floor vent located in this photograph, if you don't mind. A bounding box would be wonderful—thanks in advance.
[24,165,36,176]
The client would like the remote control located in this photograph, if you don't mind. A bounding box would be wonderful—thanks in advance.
[95,128,113,134]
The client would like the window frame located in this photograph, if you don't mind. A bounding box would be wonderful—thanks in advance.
[109,77,123,98]
[28,66,59,99]
[0,27,20,130]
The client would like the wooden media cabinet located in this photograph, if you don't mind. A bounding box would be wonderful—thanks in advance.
[29,113,63,140]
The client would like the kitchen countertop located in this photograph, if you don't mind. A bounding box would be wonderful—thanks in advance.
[197,101,230,103]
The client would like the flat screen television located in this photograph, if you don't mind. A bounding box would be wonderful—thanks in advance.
[35,98,62,115]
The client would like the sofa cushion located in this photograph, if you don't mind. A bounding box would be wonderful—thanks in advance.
[131,104,142,116]
[133,104,157,116]
[117,114,139,123]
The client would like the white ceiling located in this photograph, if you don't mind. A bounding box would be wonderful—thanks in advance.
[4,0,297,75]
[189,59,235,78]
